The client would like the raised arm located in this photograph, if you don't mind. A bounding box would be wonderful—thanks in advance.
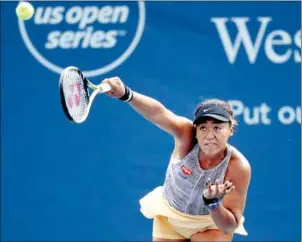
[102,77,194,153]
[129,91,192,138]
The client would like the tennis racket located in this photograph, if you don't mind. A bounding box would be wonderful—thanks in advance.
[59,66,111,124]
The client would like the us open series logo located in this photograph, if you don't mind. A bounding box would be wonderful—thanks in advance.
[18,2,146,77]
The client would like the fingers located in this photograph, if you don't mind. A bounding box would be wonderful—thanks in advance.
[102,77,125,98]
[102,78,113,95]
[223,180,235,194]
[207,178,212,193]
[225,185,235,194]
[207,179,222,196]
[215,179,219,194]
[224,186,235,194]
[102,77,119,89]
[207,178,223,194]
[224,180,232,189]
[204,179,235,199]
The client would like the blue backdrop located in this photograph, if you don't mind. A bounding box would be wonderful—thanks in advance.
[1,1,301,241]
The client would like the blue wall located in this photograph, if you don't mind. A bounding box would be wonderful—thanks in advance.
[1,1,301,241]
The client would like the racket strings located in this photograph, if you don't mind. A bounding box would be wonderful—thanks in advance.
[63,71,89,122]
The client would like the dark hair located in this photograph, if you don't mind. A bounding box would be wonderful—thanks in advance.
[194,98,238,126]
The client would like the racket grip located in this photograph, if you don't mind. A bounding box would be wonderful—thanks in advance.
[99,82,112,93]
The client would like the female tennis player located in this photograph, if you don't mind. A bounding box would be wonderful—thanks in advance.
[102,77,251,242]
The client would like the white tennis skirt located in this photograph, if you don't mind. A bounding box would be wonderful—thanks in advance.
[139,186,248,237]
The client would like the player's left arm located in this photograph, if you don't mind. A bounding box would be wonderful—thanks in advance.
[209,156,251,234]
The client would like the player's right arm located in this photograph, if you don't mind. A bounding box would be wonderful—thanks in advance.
[102,77,194,156]
[129,91,193,138]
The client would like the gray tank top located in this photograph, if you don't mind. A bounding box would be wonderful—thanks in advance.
[162,143,232,216]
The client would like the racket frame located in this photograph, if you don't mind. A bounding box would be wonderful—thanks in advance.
[59,66,111,124]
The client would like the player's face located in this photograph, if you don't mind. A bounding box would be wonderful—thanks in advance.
[195,119,233,156]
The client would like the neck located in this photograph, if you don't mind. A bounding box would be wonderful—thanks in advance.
[198,146,228,169]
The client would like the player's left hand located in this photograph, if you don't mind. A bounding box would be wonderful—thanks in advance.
[203,178,235,200]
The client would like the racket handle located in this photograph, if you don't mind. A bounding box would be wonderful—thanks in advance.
[98,82,112,93]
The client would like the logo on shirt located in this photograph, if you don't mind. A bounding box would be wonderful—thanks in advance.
[181,165,192,176]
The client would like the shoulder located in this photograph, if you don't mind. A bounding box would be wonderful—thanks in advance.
[226,145,251,185]
[229,145,251,172]
[168,114,194,139]
[171,118,196,160]
[177,116,194,134]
